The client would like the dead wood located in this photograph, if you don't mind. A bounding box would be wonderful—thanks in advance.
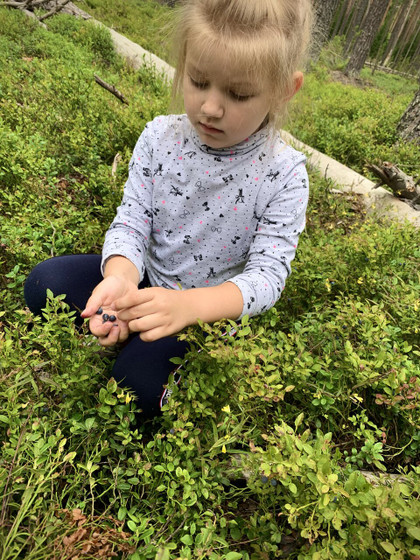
[367,161,420,209]
[94,75,129,105]
[0,0,72,21]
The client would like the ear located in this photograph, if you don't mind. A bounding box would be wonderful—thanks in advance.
[285,71,304,102]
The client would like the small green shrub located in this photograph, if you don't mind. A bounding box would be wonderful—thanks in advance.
[0,6,419,559]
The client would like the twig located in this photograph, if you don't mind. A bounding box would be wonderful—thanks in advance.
[38,0,71,21]
[94,74,129,105]
[111,153,121,177]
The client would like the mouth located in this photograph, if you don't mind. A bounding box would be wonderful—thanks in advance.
[199,122,223,134]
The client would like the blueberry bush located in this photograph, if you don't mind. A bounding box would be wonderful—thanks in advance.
[0,6,419,560]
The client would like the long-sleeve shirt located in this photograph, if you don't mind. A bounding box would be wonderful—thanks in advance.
[102,114,309,318]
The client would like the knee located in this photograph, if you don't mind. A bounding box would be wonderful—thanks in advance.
[24,258,62,315]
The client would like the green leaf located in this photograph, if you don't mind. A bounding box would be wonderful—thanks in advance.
[180,534,193,546]
[407,526,420,541]
[380,542,396,554]
[117,507,127,521]
[225,553,243,560]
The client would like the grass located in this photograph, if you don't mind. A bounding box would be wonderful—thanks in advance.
[0,5,419,560]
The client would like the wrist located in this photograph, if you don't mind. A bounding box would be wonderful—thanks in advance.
[179,283,243,326]
[103,256,140,286]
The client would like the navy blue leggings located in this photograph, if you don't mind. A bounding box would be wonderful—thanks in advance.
[24,255,189,418]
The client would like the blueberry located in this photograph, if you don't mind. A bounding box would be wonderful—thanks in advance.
[270,479,278,487]
[96,307,103,315]
[102,313,110,322]
[261,475,269,484]
[109,315,116,322]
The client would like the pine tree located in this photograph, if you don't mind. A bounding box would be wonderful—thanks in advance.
[345,0,391,76]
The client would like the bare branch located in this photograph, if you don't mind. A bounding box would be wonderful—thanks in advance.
[94,74,129,105]
[38,0,72,21]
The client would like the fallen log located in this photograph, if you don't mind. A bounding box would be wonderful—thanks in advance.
[367,161,420,209]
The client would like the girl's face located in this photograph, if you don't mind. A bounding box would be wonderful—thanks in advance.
[183,45,272,149]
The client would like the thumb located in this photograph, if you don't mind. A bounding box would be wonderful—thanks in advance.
[81,292,104,318]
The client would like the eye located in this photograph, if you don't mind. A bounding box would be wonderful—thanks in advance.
[189,76,208,89]
[229,91,253,102]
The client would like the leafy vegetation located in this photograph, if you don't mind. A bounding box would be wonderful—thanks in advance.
[0,6,419,560]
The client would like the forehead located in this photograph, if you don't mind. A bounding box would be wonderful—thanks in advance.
[185,37,265,88]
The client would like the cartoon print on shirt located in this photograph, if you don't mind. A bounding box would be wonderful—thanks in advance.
[202,202,210,211]
[185,151,197,158]
[170,185,184,197]
[183,235,192,245]
[207,268,217,279]
[235,189,245,203]
[262,216,277,226]
[266,170,280,182]
[222,174,234,184]
[247,296,256,310]
[211,226,222,233]
[231,235,241,245]
[154,163,163,176]
[195,180,205,193]
[143,167,152,177]
[194,254,203,262]
[180,209,190,219]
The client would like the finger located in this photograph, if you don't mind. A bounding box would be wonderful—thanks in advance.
[128,314,164,334]
[116,322,130,343]
[89,317,116,338]
[97,324,120,347]
[117,300,156,322]
[139,326,169,342]
[81,293,106,319]
[114,288,153,313]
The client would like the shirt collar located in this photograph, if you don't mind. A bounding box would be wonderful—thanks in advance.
[190,122,270,157]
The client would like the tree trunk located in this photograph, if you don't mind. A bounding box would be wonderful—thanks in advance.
[392,0,420,67]
[337,0,357,37]
[331,0,348,38]
[345,0,391,76]
[344,0,371,55]
[397,88,420,144]
[382,0,415,66]
[311,0,341,60]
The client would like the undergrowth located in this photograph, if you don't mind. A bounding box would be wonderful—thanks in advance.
[0,7,419,560]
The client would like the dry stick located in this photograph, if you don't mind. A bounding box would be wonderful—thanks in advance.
[0,1,29,6]
[94,74,129,105]
[38,0,72,21]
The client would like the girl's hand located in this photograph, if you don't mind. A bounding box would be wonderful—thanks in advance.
[81,275,138,346]
[114,287,190,342]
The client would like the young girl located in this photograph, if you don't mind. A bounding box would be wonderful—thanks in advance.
[25,0,313,418]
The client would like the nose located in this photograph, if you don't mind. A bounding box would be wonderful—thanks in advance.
[201,88,224,119]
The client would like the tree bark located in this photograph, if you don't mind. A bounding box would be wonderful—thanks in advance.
[382,0,415,66]
[311,0,341,60]
[397,88,420,145]
[345,0,391,76]
[344,0,371,55]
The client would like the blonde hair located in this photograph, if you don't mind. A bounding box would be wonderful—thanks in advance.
[172,0,313,127]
